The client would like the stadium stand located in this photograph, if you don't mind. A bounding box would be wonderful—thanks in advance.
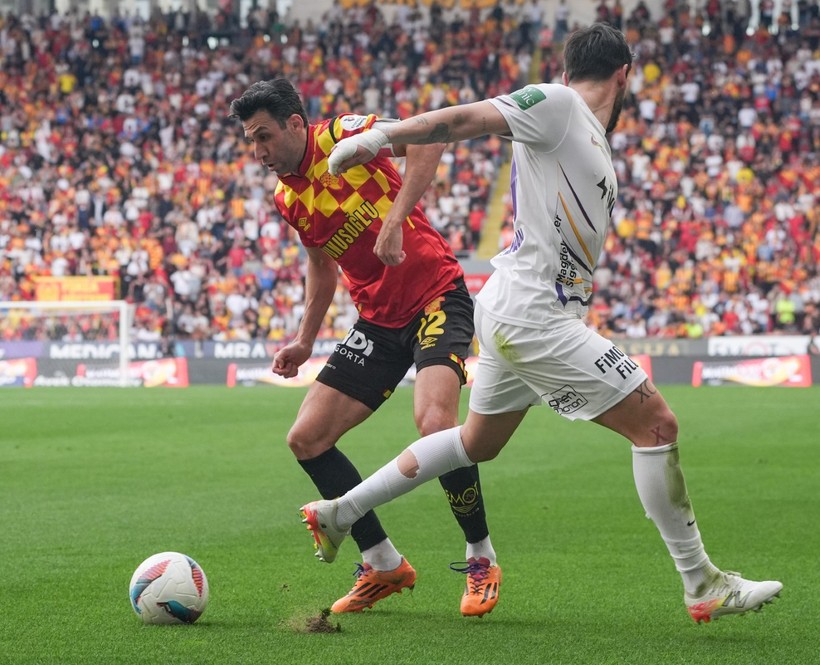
[0,0,817,348]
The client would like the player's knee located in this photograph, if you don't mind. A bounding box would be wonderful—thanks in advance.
[661,406,679,443]
[414,404,458,437]
[286,425,333,460]
[285,431,310,459]
[468,445,500,463]
[646,405,679,447]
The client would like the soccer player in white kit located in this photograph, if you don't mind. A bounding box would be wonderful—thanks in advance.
[300,24,783,622]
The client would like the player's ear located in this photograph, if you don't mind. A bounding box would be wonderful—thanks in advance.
[617,63,630,87]
[288,113,306,130]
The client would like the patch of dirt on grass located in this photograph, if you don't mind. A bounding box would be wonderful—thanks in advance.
[304,609,341,633]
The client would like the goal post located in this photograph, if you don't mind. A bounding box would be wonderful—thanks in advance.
[0,300,133,387]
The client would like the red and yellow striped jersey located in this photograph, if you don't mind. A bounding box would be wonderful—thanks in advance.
[274,113,463,328]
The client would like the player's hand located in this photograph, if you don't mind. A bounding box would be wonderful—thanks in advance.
[272,341,312,379]
[328,129,389,175]
[374,222,406,266]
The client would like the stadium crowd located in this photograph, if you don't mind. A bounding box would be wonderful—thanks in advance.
[0,0,817,346]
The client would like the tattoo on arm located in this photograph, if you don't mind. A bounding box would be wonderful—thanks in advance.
[635,379,657,404]
[410,117,450,144]
[411,111,476,144]
[429,123,451,143]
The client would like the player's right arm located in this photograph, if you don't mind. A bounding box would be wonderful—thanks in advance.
[374,142,447,266]
[329,101,510,175]
[272,247,338,378]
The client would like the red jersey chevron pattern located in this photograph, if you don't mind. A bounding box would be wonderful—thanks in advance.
[274,113,463,328]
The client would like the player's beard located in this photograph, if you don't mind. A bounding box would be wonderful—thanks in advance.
[606,87,626,133]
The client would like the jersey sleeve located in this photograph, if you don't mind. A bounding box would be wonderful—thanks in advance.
[488,84,573,151]
[330,113,379,141]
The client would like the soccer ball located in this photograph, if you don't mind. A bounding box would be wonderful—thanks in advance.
[129,552,209,625]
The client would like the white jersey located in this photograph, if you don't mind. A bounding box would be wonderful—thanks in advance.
[478,84,617,327]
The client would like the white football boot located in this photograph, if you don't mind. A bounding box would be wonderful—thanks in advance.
[685,570,782,623]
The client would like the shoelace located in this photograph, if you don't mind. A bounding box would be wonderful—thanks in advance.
[449,560,490,592]
[350,562,370,580]
[709,571,742,595]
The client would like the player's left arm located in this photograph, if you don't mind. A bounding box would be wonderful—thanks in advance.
[374,142,446,266]
[330,101,509,175]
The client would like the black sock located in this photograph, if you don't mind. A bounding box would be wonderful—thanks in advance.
[298,447,389,552]
[438,465,490,544]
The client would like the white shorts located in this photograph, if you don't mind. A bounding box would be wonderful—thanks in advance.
[469,303,648,421]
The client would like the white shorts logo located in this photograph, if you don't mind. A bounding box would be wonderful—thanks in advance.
[336,329,374,366]
[546,384,588,415]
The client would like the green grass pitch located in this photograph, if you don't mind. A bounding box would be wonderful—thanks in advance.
[1,385,817,664]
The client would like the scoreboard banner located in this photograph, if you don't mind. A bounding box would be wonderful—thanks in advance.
[692,355,812,388]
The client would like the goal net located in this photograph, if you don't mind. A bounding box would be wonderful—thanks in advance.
[0,300,132,387]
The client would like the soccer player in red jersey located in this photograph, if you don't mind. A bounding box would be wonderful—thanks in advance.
[229,79,500,616]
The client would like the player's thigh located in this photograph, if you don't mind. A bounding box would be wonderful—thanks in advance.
[316,319,413,412]
[413,364,462,433]
[514,320,648,422]
[473,308,647,422]
[408,280,475,431]
[409,279,474,384]
[468,347,542,415]
[460,408,530,462]
[592,380,678,447]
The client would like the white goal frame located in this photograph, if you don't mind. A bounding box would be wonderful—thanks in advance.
[0,300,132,387]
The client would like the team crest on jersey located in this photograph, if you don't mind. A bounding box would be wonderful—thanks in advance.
[424,297,444,315]
[319,171,342,189]
[510,86,546,111]
[339,115,369,131]
[298,217,310,231]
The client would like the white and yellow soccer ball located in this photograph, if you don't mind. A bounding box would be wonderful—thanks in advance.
[129,552,209,625]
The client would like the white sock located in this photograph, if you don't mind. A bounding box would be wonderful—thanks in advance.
[466,536,497,565]
[361,538,403,572]
[335,426,472,530]
[632,443,716,595]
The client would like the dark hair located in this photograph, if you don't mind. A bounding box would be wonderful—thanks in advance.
[563,23,633,83]
[228,78,308,127]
